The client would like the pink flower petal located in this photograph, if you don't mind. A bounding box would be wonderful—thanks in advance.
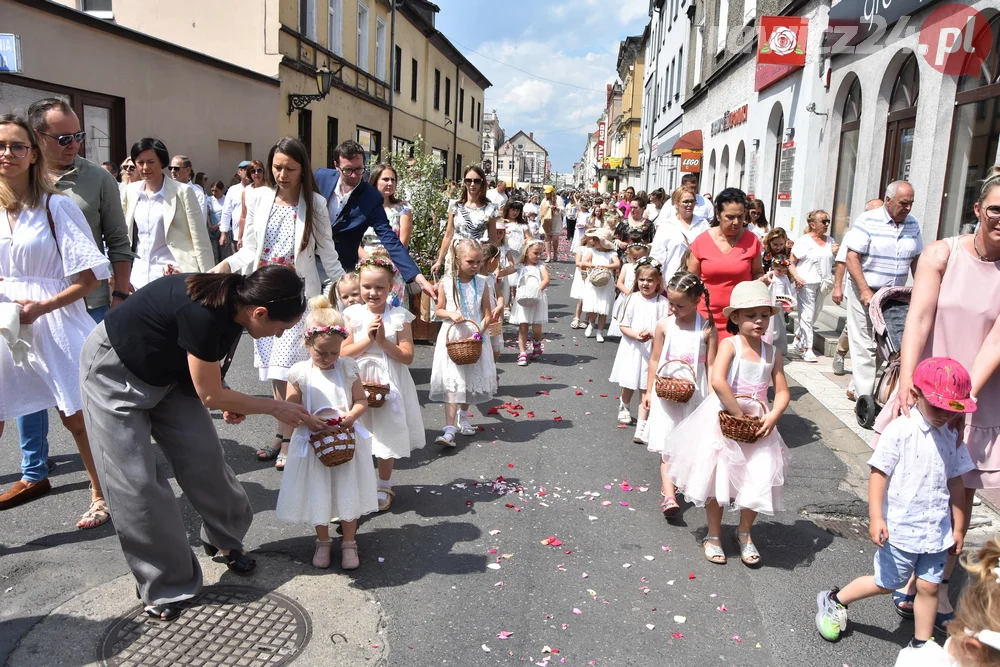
[497,630,513,640]
[672,632,684,639]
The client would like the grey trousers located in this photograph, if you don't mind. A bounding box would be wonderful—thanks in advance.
[80,322,253,605]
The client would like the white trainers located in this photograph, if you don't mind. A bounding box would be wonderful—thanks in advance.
[803,349,818,363]
[596,331,605,343]
[832,354,846,375]
[435,427,457,447]
[458,419,477,436]
[584,323,594,338]
[633,420,647,444]
[617,406,632,425]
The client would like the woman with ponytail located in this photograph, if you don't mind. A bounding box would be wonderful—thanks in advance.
[79,265,324,623]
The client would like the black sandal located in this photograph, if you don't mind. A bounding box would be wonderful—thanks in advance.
[256,435,288,461]
[203,544,257,575]
[144,603,182,621]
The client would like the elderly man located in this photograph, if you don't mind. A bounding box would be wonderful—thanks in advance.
[219,160,251,252]
[843,182,922,403]
[486,179,508,209]
[315,140,436,298]
[681,173,715,221]
[0,98,133,522]
[169,155,209,225]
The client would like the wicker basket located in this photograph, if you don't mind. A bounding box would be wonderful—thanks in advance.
[309,425,357,467]
[446,320,483,365]
[516,274,541,308]
[358,356,391,408]
[718,395,766,444]
[654,359,696,403]
[487,320,503,337]
[588,267,611,287]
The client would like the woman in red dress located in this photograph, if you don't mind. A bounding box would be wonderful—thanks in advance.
[688,188,764,338]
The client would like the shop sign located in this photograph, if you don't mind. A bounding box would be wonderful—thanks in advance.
[597,122,606,162]
[776,141,795,201]
[917,4,991,76]
[746,150,759,200]
[603,157,623,169]
[679,152,701,173]
[0,34,22,74]
[710,105,749,137]
[828,0,946,47]
[758,17,808,66]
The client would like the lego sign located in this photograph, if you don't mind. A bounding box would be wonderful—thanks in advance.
[679,152,701,173]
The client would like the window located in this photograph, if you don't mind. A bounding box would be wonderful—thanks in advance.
[445,77,452,116]
[477,104,481,131]
[357,126,381,160]
[82,0,113,18]
[717,0,729,54]
[471,98,476,129]
[299,0,317,40]
[326,117,339,169]
[411,59,419,102]
[742,0,756,26]
[694,20,705,84]
[880,54,919,194]
[433,69,441,110]
[455,154,463,181]
[832,78,862,240]
[298,109,313,160]
[459,88,465,123]
[327,0,342,55]
[676,46,683,100]
[393,46,402,93]
[357,2,369,71]
[375,18,386,81]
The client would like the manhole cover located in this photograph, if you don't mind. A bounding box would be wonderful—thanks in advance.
[97,585,312,667]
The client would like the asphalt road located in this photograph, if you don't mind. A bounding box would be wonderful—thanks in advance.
[0,261,921,666]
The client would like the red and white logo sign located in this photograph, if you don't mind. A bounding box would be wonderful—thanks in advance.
[758,17,808,66]
[918,4,990,76]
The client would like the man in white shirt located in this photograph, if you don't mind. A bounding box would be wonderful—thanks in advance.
[219,161,251,250]
[169,155,208,225]
[486,180,508,209]
[681,173,715,222]
[650,214,689,280]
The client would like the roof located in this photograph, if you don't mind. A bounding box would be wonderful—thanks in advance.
[506,131,547,155]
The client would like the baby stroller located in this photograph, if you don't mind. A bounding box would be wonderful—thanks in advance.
[856,286,911,429]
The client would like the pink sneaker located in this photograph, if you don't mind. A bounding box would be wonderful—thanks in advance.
[312,539,332,568]
[341,540,360,570]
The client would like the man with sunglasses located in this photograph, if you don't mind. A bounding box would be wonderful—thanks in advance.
[219,160,252,253]
[315,140,436,298]
[169,155,209,227]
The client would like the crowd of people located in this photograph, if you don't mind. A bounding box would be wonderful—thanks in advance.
[1,99,1000,665]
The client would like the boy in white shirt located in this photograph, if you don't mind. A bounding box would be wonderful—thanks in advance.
[815,356,976,650]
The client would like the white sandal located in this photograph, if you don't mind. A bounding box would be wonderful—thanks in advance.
[570,318,581,329]
[703,536,726,564]
[736,531,761,567]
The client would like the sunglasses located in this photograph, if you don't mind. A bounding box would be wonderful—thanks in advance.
[0,143,32,158]
[38,130,86,147]
[168,165,185,172]
[121,164,136,172]
[464,177,484,185]
[815,219,831,224]
[250,168,265,175]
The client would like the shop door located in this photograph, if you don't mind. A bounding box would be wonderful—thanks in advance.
[881,118,916,190]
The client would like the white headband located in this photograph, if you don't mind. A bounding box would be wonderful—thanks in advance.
[964,628,1000,651]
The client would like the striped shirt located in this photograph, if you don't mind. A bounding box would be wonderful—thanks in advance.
[843,206,923,288]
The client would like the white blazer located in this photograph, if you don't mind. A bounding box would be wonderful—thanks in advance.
[124,177,215,274]
[224,186,345,295]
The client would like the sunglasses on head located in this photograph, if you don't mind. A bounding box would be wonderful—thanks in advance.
[38,130,86,147]
[464,177,483,185]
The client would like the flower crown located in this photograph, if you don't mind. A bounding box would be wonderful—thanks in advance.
[772,256,791,268]
[634,257,662,271]
[305,324,348,340]
[626,242,649,251]
[356,256,396,274]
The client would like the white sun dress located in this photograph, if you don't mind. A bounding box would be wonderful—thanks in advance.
[608,294,669,390]
[0,194,110,421]
[276,357,379,525]
[645,314,710,452]
[581,249,617,317]
[344,303,425,459]
[429,275,497,404]
[607,262,637,338]
[509,264,549,325]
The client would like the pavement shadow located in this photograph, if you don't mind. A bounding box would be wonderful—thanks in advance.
[0,518,116,557]
[494,382,570,398]
[0,614,114,667]
[688,518,834,570]
[381,476,522,519]
[778,411,823,449]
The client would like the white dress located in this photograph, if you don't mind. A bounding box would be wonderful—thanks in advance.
[666,337,790,515]
[581,249,616,317]
[276,358,379,525]
[607,263,637,338]
[607,294,669,390]
[509,264,549,325]
[570,246,587,301]
[253,205,308,381]
[0,195,111,421]
[344,304,426,459]
[571,212,590,251]
[646,315,710,453]
[429,275,497,404]
[764,272,793,354]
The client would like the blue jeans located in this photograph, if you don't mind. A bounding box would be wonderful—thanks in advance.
[17,411,49,483]
[87,304,109,323]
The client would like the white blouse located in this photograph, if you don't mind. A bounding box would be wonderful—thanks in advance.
[132,184,174,289]
[793,234,835,284]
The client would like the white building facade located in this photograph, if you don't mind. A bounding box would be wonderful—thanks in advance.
[480,110,505,182]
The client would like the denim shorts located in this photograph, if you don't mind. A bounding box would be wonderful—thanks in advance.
[873,543,948,590]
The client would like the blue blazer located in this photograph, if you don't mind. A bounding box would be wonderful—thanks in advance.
[314,169,421,282]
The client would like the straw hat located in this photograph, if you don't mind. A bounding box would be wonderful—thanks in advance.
[722,280,780,317]
[582,227,616,251]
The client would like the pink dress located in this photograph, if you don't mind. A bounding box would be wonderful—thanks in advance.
[874,235,1000,488]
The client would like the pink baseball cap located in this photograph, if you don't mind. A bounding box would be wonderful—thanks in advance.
[912,356,977,414]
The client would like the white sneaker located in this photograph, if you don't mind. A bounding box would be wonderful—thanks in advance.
[633,420,647,444]
[803,349,818,363]
[832,354,846,375]
[596,331,605,343]
[584,324,594,338]
[617,406,632,424]
[435,428,457,447]
[458,419,477,436]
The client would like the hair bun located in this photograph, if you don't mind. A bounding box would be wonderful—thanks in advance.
[307,294,333,311]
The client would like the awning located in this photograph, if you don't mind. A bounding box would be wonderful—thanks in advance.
[672,130,703,155]
[656,129,681,158]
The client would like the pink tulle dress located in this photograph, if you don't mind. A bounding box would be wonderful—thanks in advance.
[665,336,790,515]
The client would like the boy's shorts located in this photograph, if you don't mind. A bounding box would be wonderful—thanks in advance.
[873,543,948,590]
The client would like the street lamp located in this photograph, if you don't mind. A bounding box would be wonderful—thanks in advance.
[288,66,333,115]
[623,156,632,169]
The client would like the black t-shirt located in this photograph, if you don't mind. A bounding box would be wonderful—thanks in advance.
[104,274,244,387]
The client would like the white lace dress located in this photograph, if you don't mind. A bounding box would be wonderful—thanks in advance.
[607,263,637,338]
[275,358,379,525]
[581,249,617,317]
[429,275,497,404]
[608,294,669,390]
[509,264,548,325]
[570,246,587,301]
[344,304,425,459]
[253,205,308,381]
[0,195,111,420]
[646,315,709,452]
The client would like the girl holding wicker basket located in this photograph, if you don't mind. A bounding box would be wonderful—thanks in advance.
[608,257,669,439]
[430,239,498,448]
[510,239,550,366]
[275,296,375,571]
[577,228,622,342]
[643,271,718,519]
[664,280,790,568]
[341,257,425,513]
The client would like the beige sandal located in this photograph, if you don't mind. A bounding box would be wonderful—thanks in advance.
[77,498,111,530]
[703,536,726,564]
[377,485,394,512]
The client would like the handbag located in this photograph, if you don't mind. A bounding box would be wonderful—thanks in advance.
[588,267,611,287]
[819,276,835,296]
[516,271,541,307]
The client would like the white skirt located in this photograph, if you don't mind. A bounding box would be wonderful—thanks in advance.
[608,336,653,391]
[429,321,498,404]
[254,318,309,382]
[569,268,587,300]
[358,355,426,459]
[582,279,616,317]
[509,290,549,325]
[275,428,379,525]
[645,380,708,453]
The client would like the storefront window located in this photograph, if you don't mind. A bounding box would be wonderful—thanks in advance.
[881,55,919,194]
[940,15,1000,239]
[832,78,862,240]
